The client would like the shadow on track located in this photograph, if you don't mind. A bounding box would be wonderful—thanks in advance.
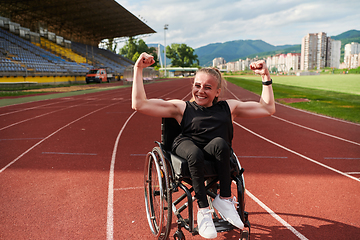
[247,212,360,239]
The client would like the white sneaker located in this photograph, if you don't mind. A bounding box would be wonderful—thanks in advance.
[212,195,244,229]
[197,208,217,239]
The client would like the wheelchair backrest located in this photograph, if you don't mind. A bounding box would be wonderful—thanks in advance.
[161,118,182,152]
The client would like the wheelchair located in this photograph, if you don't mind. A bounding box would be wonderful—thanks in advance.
[144,118,250,240]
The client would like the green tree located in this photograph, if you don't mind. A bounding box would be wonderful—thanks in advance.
[106,38,118,53]
[166,43,199,67]
[120,37,158,65]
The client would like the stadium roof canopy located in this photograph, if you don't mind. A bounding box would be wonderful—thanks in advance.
[0,0,156,45]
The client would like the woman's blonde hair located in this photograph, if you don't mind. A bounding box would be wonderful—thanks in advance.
[192,67,227,104]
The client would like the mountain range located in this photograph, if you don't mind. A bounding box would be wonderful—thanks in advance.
[194,29,360,66]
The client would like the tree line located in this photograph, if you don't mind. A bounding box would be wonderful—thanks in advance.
[106,37,199,69]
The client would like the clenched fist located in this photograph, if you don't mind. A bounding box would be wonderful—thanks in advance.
[135,52,155,69]
[250,60,271,82]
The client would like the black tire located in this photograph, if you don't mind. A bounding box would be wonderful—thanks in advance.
[144,147,172,240]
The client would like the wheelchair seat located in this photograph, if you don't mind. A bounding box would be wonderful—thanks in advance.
[170,153,218,179]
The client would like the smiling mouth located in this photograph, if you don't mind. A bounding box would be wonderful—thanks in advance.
[196,96,206,99]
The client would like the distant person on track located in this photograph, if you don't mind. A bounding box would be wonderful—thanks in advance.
[132,52,275,239]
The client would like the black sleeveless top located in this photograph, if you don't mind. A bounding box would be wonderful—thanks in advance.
[172,100,233,150]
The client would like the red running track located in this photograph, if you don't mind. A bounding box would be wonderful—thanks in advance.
[0,79,359,240]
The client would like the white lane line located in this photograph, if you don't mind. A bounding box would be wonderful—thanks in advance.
[275,101,360,127]
[106,111,136,240]
[0,87,125,116]
[0,99,72,116]
[0,102,119,174]
[226,87,360,146]
[42,152,97,156]
[106,87,191,239]
[271,115,360,146]
[0,101,90,131]
[234,121,360,183]
[345,172,360,175]
[324,157,360,160]
[0,138,44,141]
[237,156,288,159]
[246,190,309,240]
[114,186,143,191]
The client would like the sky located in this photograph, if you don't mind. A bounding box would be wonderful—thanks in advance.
[115,0,360,49]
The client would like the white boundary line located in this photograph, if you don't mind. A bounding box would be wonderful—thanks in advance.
[0,102,119,173]
[226,87,360,146]
[0,99,71,116]
[271,115,360,146]
[0,101,90,131]
[275,101,360,127]
[225,81,360,127]
[246,190,309,240]
[234,121,360,183]
[106,85,190,240]
[114,186,144,191]
[106,111,136,240]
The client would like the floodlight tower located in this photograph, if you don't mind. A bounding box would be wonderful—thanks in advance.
[164,24,168,77]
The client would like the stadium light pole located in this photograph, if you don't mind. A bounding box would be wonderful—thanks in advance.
[164,24,168,77]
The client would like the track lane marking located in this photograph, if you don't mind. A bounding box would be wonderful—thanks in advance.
[42,152,97,156]
[0,87,165,131]
[0,87,127,116]
[113,186,143,191]
[237,156,288,159]
[246,190,309,240]
[226,87,360,146]
[106,111,136,240]
[0,101,92,131]
[275,101,360,126]
[0,99,74,116]
[271,115,360,146]
[0,102,119,173]
[106,85,191,239]
[0,138,44,141]
[234,121,360,183]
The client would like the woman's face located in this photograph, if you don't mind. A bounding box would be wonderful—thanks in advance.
[192,72,221,107]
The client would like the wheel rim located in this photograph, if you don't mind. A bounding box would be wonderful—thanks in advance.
[144,152,164,237]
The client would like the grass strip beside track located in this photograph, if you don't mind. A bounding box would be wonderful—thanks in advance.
[0,85,129,107]
[225,76,360,123]
[227,74,360,95]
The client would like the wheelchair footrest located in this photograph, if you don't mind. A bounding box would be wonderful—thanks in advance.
[213,219,235,233]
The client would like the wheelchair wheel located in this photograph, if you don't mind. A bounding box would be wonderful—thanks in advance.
[144,147,172,240]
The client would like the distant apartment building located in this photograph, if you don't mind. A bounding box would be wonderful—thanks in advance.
[215,57,256,72]
[350,54,360,69]
[329,39,341,69]
[344,42,360,68]
[301,33,318,70]
[300,32,341,70]
[213,57,226,67]
[266,53,301,72]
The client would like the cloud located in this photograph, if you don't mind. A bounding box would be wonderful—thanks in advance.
[116,0,360,48]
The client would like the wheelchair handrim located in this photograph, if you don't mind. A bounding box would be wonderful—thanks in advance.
[144,151,164,237]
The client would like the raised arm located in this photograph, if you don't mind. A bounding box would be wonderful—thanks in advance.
[131,53,185,121]
[227,60,275,119]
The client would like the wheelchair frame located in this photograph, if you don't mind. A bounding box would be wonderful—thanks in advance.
[144,118,250,240]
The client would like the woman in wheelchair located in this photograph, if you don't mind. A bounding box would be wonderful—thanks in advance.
[132,53,275,239]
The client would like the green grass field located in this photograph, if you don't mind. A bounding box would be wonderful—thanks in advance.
[225,74,360,123]
[231,74,360,95]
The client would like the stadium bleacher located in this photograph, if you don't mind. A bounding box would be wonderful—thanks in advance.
[0,19,134,79]
[71,42,133,74]
[0,0,156,84]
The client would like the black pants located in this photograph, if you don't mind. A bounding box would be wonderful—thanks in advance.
[174,137,231,208]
